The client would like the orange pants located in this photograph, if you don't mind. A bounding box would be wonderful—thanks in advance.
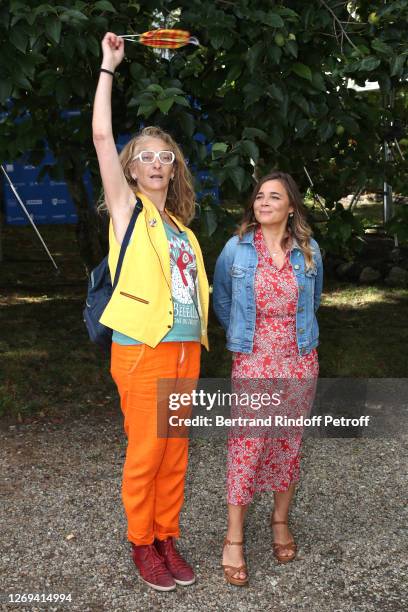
[110,341,201,545]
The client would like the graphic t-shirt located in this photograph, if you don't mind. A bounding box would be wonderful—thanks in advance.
[112,221,201,345]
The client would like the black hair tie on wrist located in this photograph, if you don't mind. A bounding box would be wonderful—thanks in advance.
[100,68,114,76]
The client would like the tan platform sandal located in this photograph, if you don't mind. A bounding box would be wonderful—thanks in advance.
[221,538,249,586]
[272,520,297,564]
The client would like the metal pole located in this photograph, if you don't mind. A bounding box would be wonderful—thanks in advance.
[382,84,399,249]
[383,140,393,224]
[1,164,59,271]
[303,166,330,219]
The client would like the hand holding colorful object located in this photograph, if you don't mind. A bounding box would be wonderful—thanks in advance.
[101,32,125,70]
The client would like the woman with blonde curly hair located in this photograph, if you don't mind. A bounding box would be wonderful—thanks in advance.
[213,171,323,586]
[92,32,209,592]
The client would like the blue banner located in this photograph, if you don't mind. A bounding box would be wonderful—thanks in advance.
[2,148,93,226]
[3,133,219,226]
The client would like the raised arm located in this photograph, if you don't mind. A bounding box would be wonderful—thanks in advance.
[92,32,134,244]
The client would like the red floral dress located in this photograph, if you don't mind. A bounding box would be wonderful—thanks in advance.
[227,227,319,505]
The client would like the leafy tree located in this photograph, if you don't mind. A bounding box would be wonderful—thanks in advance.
[0,0,170,269]
[1,1,407,269]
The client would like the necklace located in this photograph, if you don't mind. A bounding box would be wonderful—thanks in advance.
[158,208,171,223]
[158,208,181,234]
[260,227,284,258]
[267,240,291,258]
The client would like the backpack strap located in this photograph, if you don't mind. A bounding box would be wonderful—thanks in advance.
[112,197,143,289]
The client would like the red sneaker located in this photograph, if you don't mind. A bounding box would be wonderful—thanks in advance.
[154,538,196,586]
[131,543,176,592]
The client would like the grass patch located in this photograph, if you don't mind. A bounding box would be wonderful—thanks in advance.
[1,224,407,422]
[318,282,408,377]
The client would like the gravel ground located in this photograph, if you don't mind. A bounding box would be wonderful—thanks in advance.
[0,412,406,612]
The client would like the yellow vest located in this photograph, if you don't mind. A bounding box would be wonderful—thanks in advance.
[99,192,209,350]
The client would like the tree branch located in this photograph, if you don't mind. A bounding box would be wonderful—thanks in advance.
[319,0,361,54]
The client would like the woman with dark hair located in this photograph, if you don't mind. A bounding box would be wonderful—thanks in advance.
[213,171,323,586]
[93,32,209,592]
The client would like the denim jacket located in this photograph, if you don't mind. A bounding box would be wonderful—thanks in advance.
[212,231,323,355]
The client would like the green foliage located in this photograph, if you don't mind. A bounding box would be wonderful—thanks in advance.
[316,203,366,259]
[1,0,408,259]
[133,83,190,117]
[385,205,408,243]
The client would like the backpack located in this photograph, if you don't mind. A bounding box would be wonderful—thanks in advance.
[83,198,143,351]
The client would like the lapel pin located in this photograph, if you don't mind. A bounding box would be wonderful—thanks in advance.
[149,218,158,227]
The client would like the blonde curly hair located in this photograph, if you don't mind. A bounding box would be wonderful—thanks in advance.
[98,126,196,225]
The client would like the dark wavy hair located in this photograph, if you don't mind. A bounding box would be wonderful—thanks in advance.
[236,171,315,269]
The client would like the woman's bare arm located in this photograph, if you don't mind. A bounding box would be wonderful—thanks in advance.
[92,32,134,244]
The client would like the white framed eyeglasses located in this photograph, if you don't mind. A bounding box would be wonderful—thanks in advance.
[132,150,175,164]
